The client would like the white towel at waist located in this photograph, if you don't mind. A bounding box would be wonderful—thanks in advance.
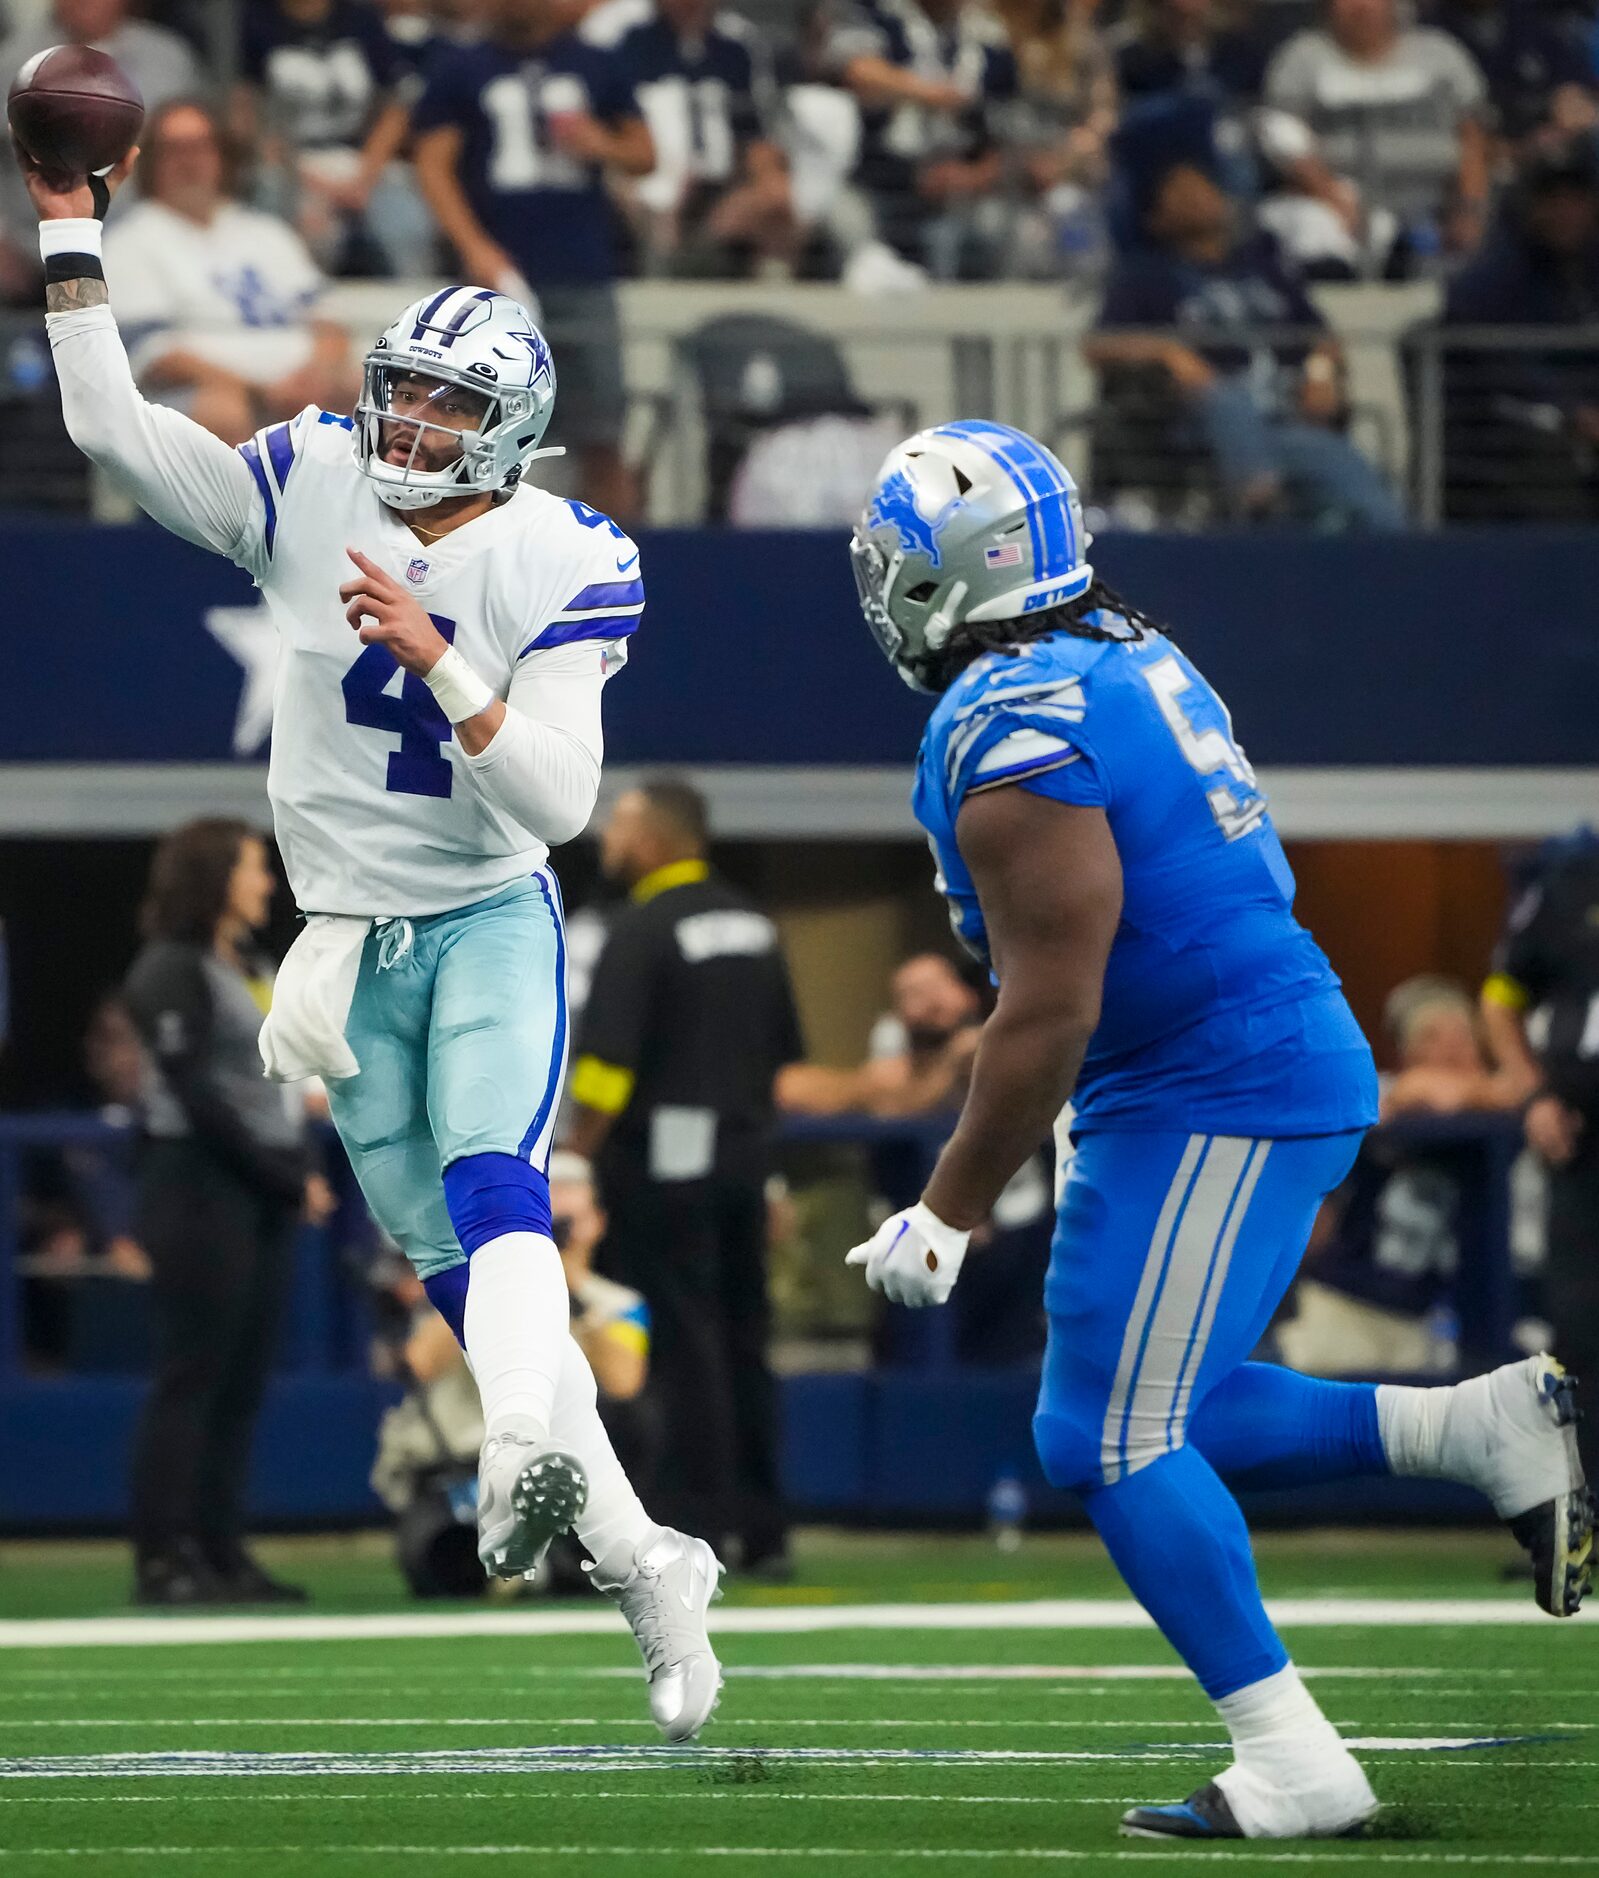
[259,914,371,1083]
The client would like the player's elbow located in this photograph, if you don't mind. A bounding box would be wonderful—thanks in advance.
[541,759,601,847]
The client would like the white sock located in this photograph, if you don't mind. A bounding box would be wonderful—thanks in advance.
[1216,1664,1346,1778]
[549,1333,657,1582]
[1375,1380,1453,1478]
[1214,1665,1372,1836]
[461,1232,571,1444]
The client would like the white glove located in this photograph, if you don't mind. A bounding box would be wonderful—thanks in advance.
[845,1201,971,1307]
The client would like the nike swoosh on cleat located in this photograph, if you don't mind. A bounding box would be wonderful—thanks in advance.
[616,552,639,572]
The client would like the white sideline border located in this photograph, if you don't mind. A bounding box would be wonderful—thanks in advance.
[0,1598,1556,1651]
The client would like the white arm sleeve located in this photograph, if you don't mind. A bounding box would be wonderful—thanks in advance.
[459,640,611,847]
[46,303,266,574]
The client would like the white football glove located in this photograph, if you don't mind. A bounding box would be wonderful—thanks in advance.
[845,1201,971,1307]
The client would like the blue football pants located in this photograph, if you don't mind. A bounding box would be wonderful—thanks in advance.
[1034,1130,1388,1699]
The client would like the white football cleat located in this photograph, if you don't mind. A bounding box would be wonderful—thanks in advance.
[476,1434,588,1581]
[1439,1353,1593,1617]
[591,1528,724,1741]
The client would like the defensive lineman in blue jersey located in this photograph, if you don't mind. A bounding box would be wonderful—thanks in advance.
[846,422,1594,1841]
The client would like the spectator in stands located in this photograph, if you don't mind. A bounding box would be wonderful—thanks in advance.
[1281,974,1519,1378]
[994,0,1118,277]
[1427,0,1597,154]
[608,0,796,275]
[777,951,982,1118]
[411,0,654,518]
[233,0,437,277]
[0,0,202,301]
[122,820,317,1608]
[1262,0,1491,276]
[1109,0,1266,104]
[1084,155,1406,526]
[1440,137,1599,521]
[101,98,359,447]
[826,0,1021,279]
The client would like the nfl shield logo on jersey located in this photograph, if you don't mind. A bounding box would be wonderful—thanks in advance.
[405,558,429,585]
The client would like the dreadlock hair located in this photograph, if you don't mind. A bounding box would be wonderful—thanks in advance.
[924,578,1164,691]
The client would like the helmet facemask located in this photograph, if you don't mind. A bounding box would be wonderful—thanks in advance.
[356,361,536,512]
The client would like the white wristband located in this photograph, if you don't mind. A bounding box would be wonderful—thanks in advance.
[39,218,103,262]
[422,644,495,724]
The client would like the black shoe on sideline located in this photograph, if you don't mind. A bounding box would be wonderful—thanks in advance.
[132,1540,226,1608]
[209,1552,309,1605]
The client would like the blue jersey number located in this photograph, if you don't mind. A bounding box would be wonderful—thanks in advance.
[342,614,457,799]
[1143,655,1266,841]
[566,498,626,540]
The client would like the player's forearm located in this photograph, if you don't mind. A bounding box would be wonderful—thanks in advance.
[413,132,493,256]
[604,119,656,177]
[461,708,601,844]
[921,999,1089,1230]
[140,345,251,396]
[358,97,413,188]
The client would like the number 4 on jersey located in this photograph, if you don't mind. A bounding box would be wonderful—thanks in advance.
[343,613,458,799]
[1143,654,1266,842]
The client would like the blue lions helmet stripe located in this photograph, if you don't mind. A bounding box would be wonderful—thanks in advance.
[939,420,1075,579]
[867,467,958,569]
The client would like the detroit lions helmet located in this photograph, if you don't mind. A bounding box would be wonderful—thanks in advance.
[850,421,1094,691]
[354,286,559,511]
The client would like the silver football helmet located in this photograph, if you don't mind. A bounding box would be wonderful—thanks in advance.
[354,286,559,511]
[851,420,1094,691]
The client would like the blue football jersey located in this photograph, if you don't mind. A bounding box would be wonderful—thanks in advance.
[412,38,642,285]
[915,621,1378,1136]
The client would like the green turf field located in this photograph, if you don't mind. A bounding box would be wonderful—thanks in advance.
[0,1530,1594,1875]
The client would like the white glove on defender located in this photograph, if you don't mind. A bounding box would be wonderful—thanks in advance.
[845,1202,970,1307]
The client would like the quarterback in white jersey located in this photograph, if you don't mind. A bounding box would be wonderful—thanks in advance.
[32,148,721,1742]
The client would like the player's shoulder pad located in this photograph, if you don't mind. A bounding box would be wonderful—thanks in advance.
[515,495,644,661]
[931,638,1094,806]
[237,405,347,559]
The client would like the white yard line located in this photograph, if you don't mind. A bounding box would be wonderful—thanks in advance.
[0,1739,1564,1781]
[0,1599,1552,1651]
[1,1846,1596,1866]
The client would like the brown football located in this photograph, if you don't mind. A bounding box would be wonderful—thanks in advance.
[7,44,143,181]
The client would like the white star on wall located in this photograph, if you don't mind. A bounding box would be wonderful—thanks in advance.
[205,603,279,756]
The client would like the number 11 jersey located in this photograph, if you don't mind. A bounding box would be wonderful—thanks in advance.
[914,618,1377,1136]
[234,405,640,918]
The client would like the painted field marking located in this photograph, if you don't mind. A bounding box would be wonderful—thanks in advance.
[1,1846,1597,1866]
[0,1739,1566,1780]
[0,1599,1559,1651]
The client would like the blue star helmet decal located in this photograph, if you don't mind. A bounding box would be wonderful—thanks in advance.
[868,467,960,569]
[506,326,554,391]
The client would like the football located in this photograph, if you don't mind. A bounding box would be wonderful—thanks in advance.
[7,43,143,182]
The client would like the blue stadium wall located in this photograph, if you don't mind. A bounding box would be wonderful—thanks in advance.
[0,523,1594,767]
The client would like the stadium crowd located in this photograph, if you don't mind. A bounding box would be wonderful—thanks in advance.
[0,1,1597,518]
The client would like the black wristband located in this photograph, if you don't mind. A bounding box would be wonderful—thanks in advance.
[44,253,105,283]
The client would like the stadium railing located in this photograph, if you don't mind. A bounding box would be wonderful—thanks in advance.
[0,1106,1530,1386]
[35,274,1590,527]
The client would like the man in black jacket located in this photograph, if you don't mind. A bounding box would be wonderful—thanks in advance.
[567,779,803,1574]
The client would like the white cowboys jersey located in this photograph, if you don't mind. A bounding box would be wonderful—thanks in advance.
[232,405,640,916]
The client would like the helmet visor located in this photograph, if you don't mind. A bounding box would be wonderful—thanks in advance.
[358,363,497,483]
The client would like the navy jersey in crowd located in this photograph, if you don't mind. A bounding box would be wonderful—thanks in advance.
[242,0,403,149]
[412,37,643,285]
[1427,0,1593,141]
[612,11,767,185]
[915,623,1377,1136]
[826,0,1016,188]
[1112,28,1266,106]
[1097,230,1325,413]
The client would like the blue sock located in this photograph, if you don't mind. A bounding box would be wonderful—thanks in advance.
[1083,1444,1287,1700]
[1188,1362,1387,1492]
